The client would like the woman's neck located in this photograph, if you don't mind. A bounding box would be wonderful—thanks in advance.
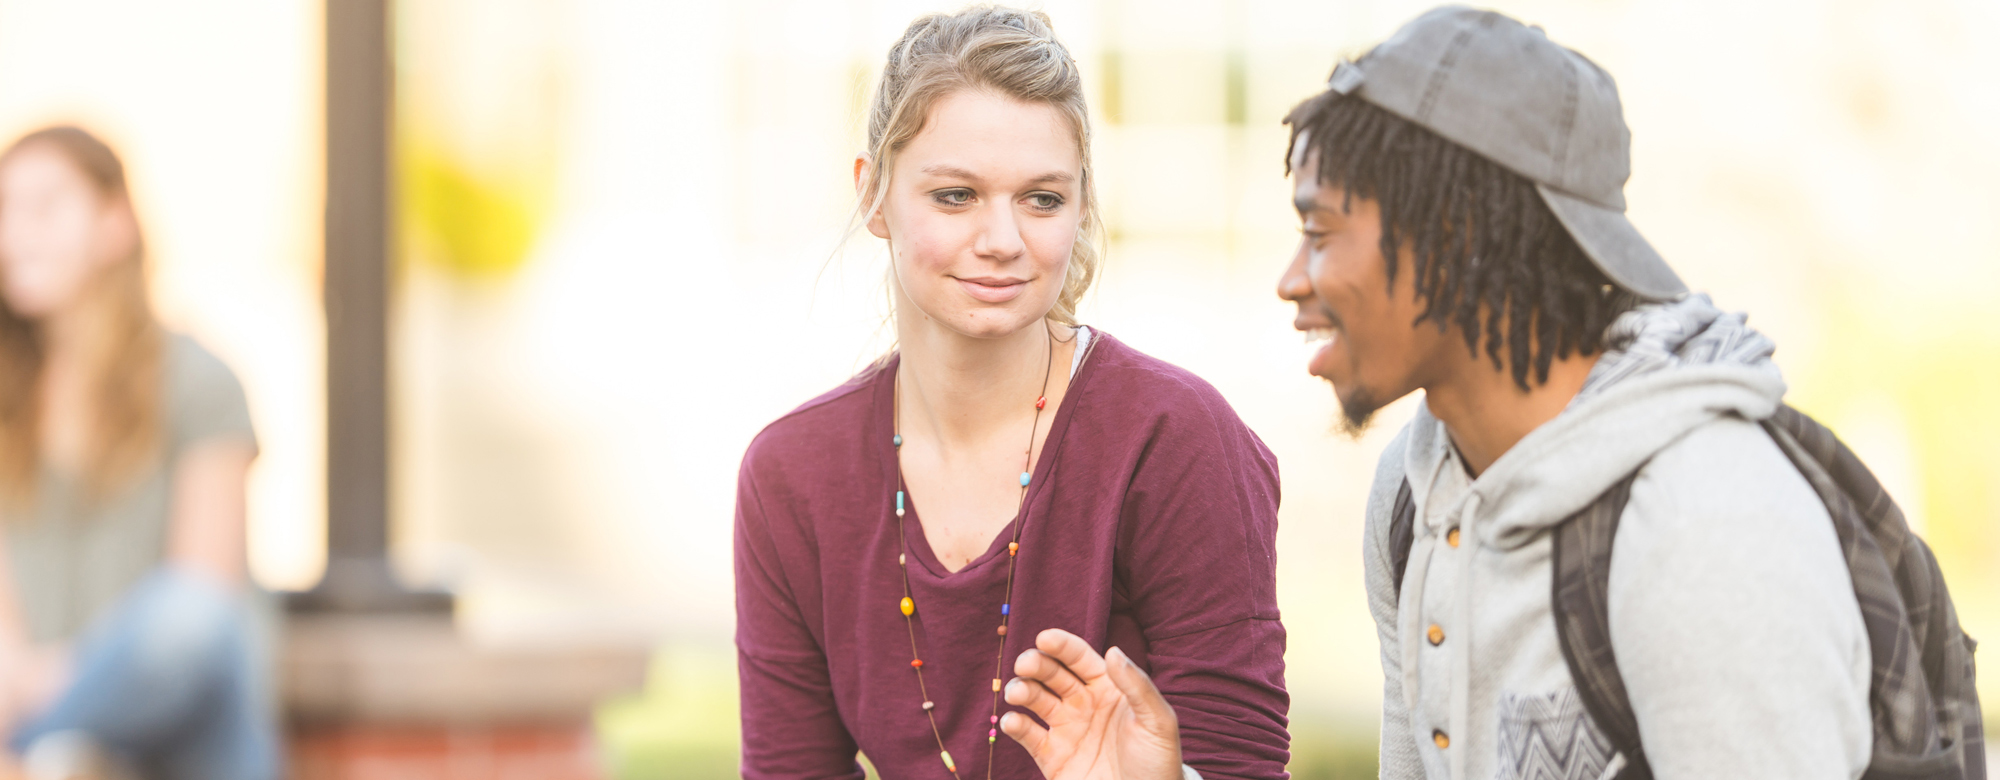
[34,284,113,375]
[894,310,1069,452]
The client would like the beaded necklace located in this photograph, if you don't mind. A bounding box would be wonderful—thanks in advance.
[892,327,1057,780]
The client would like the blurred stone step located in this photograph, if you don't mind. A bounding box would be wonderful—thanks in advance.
[283,613,649,727]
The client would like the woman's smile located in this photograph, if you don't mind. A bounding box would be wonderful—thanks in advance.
[954,275,1030,303]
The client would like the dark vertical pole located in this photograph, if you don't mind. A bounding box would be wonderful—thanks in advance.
[296,0,447,613]
[325,0,390,569]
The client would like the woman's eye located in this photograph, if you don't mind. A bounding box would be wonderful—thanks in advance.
[1026,193,1064,212]
[932,189,973,206]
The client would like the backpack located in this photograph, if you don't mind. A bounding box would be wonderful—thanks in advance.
[1388,404,1985,780]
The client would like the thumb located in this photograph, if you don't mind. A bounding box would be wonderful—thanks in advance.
[1106,646,1177,738]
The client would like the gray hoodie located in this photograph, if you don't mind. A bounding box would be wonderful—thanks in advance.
[1364,295,1874,780]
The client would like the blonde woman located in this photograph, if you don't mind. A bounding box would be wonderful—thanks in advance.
[733,7,1288,779]
[0,127,276,780]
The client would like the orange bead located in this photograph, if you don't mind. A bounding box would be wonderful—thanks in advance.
[997,625,1007,636]
[1008,542,1019,556]
[911,659,924,669]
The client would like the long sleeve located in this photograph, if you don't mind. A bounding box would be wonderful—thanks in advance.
[1363,430,1423,780]
[1113,388,1289,780]
[734,463,866,780]
[1608,420,1872,780]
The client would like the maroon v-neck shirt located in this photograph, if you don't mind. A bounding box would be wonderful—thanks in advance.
[735,332,1288,780]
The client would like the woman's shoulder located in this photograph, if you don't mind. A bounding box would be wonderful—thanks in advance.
[1078,331,1239,423]
[740,362,886,475]
[163,332,256,450]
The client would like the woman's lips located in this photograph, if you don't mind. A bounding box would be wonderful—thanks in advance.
[955,276,1027,303]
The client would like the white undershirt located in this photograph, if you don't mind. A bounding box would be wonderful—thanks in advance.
[1070,325,1093,379]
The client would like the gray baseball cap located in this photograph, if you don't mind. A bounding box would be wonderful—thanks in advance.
[1326,5,1687,300]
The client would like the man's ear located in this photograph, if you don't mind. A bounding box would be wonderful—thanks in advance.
[856,154,890,240]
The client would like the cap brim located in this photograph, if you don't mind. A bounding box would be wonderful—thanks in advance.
[1537,184,1687,301]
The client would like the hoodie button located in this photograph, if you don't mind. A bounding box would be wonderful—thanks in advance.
[1432,729,1450,749]
[1426,624,1445,645]
[1447,528,1460,548]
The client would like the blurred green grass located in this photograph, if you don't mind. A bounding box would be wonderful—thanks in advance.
[594,646,1381,779]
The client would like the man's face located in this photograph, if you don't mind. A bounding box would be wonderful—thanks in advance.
[1276,140,1455,433]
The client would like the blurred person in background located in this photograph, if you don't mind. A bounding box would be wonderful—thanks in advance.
[732,6,1288,780]
[1007,6,1982,780]
[0,127,278,780]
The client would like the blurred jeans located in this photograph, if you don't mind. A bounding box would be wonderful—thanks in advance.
[8,568,280,780]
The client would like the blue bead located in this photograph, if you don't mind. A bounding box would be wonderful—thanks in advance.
[1019,472,1032,487]
[896,491,905,511]
[1001,604,1010,615]
[893,434,903,447]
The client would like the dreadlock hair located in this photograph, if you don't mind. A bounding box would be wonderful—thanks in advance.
[1283,90,1640,390]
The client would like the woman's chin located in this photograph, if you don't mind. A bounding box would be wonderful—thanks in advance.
[947,309,1045,340]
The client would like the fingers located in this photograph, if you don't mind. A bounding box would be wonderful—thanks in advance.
[1034,628,1109,684]
[1003,676,1061,720]
[1013,647,1089,702]
[1105,646,1179,737]
[999,710,1048,757]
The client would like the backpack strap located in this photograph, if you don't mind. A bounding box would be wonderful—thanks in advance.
[1550,474,1653,780]
[1389,479,1415,600]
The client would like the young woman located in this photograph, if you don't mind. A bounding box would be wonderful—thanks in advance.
[0,127,277,780]
[733,8,1288,780]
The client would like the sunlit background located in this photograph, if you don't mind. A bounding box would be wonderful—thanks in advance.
[2,0,1995,776]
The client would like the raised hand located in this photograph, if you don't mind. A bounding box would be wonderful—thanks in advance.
[999,628,1184,780]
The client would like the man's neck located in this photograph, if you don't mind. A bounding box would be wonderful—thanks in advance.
[1423,349,1600,477]
[894,305,1067,451]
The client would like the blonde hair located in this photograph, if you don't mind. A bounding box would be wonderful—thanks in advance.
[0,127,163,507]
[856,5,1101,327]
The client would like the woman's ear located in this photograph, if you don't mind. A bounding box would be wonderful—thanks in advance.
[856,154,891,240]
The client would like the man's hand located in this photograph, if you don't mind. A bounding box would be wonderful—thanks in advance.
[999,629,1184,780]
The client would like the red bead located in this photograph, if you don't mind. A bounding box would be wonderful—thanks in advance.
[911,659,924,669]
[1035,396,1047,410]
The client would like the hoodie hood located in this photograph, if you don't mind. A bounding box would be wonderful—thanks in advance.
[1402,293,1787,550]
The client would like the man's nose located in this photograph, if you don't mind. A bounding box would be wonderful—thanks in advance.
[1276,239,1312,302]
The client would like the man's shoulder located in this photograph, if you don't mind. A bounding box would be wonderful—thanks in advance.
[1633,413,1830,528]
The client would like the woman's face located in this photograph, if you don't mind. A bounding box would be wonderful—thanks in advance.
[0,145,134,319]
[865,89,1083,340]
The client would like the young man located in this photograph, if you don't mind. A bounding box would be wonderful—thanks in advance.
[1273,8,1876,778]
[999,7,1985,780]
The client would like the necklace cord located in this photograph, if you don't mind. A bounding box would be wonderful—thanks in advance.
[892,323,1059,780]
